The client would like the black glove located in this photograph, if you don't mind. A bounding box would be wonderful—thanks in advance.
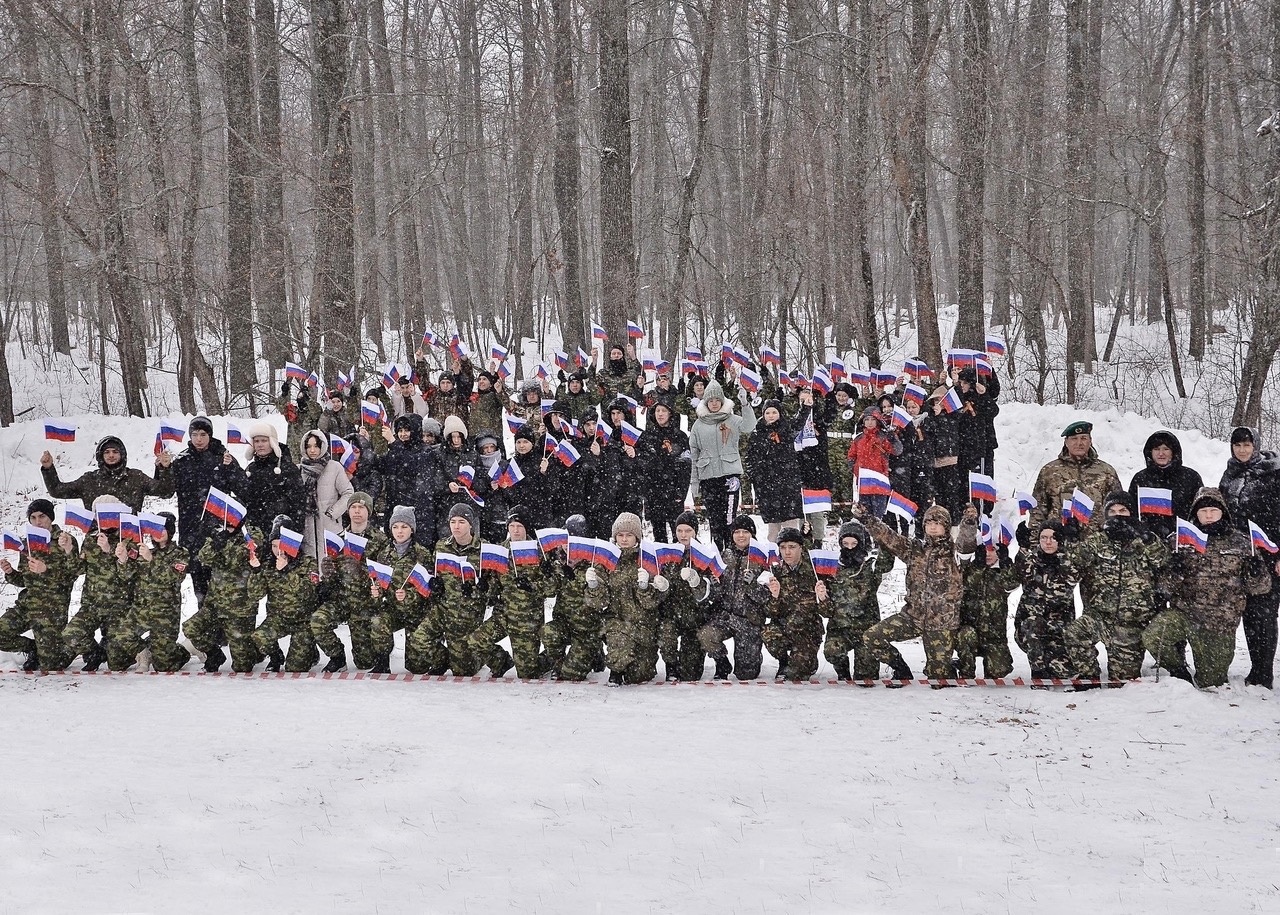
[461,581,475,598]
[559,562,576,580]
[297,386,311,406]
[1103,516,1136,542]
[558,370,567,382]
[1140,528,1156,545]
[1061,518,1083,542]
[539,557,556,575]
[280,381,291,399]
[1040,552,1061,568]
[515,574,533,593]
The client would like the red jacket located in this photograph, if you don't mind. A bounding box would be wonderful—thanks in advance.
[847,430,897,478]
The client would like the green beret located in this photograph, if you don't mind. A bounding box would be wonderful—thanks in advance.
[1061,421,1093,437]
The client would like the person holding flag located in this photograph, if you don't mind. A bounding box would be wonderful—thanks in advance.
[823,382,864,513]
[298,430,354,567]
[822,520,895,682]
[636,402,691,542]
[922,386,963,520]
[1144,488,1271,688]
[759,527,825,681]
[698,515,770,680]
[955,536,1019,680]
[248,515,321,672]
[0,499,77,672]
[405,503,491,676]
[553,368,600,427]
[308,492,388,672]
[792,387,834,545]
[171,416,233,605]
[318,389,357,441]
[846,406,902,521]
[220,420,305,543]
[1012,520,1082,684]
[112,513,192,672]
[40,434,174,514]
[594,342,642,403]
[541,514,605,681]
[361,505,435,674]
[953,366,1000,477]
[583,511,668,686]
[433,416,490,540]
[373,413,442,548]
[655,511,713,681]
[746,400,805,541]
[583,399,645,539]
[186,509,260,672]
[891,394,933,538]
[688,378,758,550]
[1127,431,1203,543]
[1028,421,1122,536]
[468,364,507,441]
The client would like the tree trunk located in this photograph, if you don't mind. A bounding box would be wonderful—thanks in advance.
[510,0,539,344]
[255,0,291,374]
[598,0,637,338]
[224,0,258,403]
[953,0,990,352]
[1187,0,1209,358]
[552,0,585,348]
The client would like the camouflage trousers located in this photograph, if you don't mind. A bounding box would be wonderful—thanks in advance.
[370,600,428,667]
[184,603,259,673]
[0,599,69,670]
[1065,613,1149,681]
[468,605,546,678]
[659,617,706,681]
[114,603,191,672]
[405,605,484,676]
[253,607,319,672]
[310,601,375,669]
[956,604,1014,678]
[63,606,127,670]
[862,613,957,681]
[1018,603,1074,677]
[761,611,824,681]
[823,614,882,679]
[1142,610,1236,688]
[602,617,659,684]
[697,614,763,680]
[542,606,602,681]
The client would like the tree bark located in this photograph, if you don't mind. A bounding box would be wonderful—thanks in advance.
[953,0,991,352]
[598,0,637,339]
[1187,0,1209,358]
[223,0,258,403]
[255,0,291,373]
[552,0,585,348]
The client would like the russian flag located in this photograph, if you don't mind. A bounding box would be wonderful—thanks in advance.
[555,439,581,467]
[985,335,1007,356]
[748,539,776,568]
[592,322,607,341]
[554,350,570,371]
[361,400,387,426]
[739,366,762,395]
[627,320,645,340]
[381,362,402,388]
[62,506,94,535]
[873,370,898,388]
[639,543,660,577]
[204,487,246,527]
[285,362,310,383]
[460,561,478,584]
[367,559,394,588]
[540,398,558,417]
[340,447,358,475]
[95,502,128,531]
[974,356,993,378]
[1250,521,1278,554]
[1071,488,1095,525]
[543,433,558,457]
[225,423,247,445]
[1061,500,1073,524]
[535,364,550,380]
[510,540,541,567]
[829,357,846,381]
[998,516,1018,546]
[687,540,721,575]
[680,358,698,376]
[343,531,368,559]
[497,360,512,382]
[802,488,833,513]
[491,343,509,362]
[566,536,595,565]
[940,387,964,414]
[277,526,303,558]
[435,552,466,578]
[44,421,76,443]
[619,421,642,448]
[406,563,434,598]
[947,348,979,369]
[159,422,186,444]
[497,461,525,489]
[2,531,23,553]
[685,346,704,363]
[575,346,591,368]
[337,368,353,391]
[504,413,526,436]
[903,358,931,379]
[480,543,511,576]
[641,351,657,372]
[977,516,993,546]
[448,334,468,360]
[1176,518,1208,553]
[777,369,792,389]
[886,491,918,521]
[890,405,912,430]
[24,524,51,553]
[655,543,685,567]
[595,419,613,441]
[759,346,781,367]
[421,330,442,348]
[810,548,841,577]
[323,530,345,559]
[969,472,998,504]
[1016,491,1037,514]
[593,540,622,572]
[118,513,141,544]
[329,435,347,459]
[457,465,476,488]
[848,370,871,388]
[810,368,834,396]
[139,512,168,540]
[902,383,927,408]
[857,470,892,498]
[1136,486,1174,517]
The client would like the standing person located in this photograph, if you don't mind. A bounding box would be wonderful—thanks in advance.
[425,356,474,424]
[278,380,322,458]
[922,388,962,521]
[894,396,933,538]
[114,513,191,672]
[688,379,757,549]
[1127,431,1203,542]
[847,407,902,520]
[505,424,553,527]
[698,514,769,680]
[468,368,506,440]
[746,400,805,541]
[376,413,441,548]
[298,430,354,566]
[585,511,668,685]
[583,399,646,538]
[318,390,356,440]
[309,492,387,672]
[824,383,862,516]
[249,515,320,673]
[554,368,599,426]
[40,434,174,513]
[760,528,825,681]
[1028,420,1122,535]
[822,519,894,682]
[435,416,491,540]
[390,372,429,418]
[594,343,641,403]
[637,402,692,542]
[1145,487,1272,687]
[677,373,710,429]
[1219,426,1280,688]
[0,499,76,671]
[171,416,227,604]
[955,367,999,476]
[657,511,712,681]
[348,431,385,525]
[793,387,834,545]
[223,421,304,542]
[186,513,258,672]
[63,508,134,672]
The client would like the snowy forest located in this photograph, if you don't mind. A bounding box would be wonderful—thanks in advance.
[0,0,1277,430]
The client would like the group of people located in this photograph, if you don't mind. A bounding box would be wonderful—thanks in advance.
[0,339,1276,690]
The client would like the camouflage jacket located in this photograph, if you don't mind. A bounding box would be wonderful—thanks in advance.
[707,545,769,627]
[3,525,78,613]
[585,547,663,628]
[767,555,822,628]
[368,537,435,618]
[658,555,713,630]
[826,548,894,626]
[197,528,256,615]
[431,536,490,622]
[329,526,389,611]
[1072,530,1169,627]
[1015,549,1081,614]
[80,535,133,616]
[1029,446,1122,533]
[959,556,1020,627]
[865,516,977,631]
[1159,530,1271,634]
[469,388,506,439]
[493,548,558,623]
[549,559,594,627]
[247,554,319,622]
[124,542,191,613]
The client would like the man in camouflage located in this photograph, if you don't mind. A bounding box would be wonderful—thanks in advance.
[1065,492,1168,684]
[406,502,489,676]
[1016,521,1082,680]
[761,527,825,681]
[309,492,387,672]
[249,515,321,672]
[956,542,1018,679]
[0,499,76,671]
[1028,420,1122,535]
[114,513,192,672]
[658,511,712,681]
[586,512,667,685]
[368,504,435,674]
[64,513,136,671]
[1144,487,1272,687]
[186,516,259,672]
[823,519,894,681]
[699,515,769,680]
[541,514,601,681]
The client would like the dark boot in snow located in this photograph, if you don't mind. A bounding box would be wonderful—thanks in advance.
[369,655,392,674]
[832,657,853,682]
[713,657,732,680]
[322,649,347,674]
[265,646,285,673]
[203,646,226,673]
[607,670,624,687]
[886,661,912,687]
[81,642,106,672]
[21,647,39,673]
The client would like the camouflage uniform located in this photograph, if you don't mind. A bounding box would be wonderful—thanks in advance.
[761,553,824,681]
[1015,547,1081,678]
[586,548,664,684]
[956,553,1018,678]
[1028,445,1122,534]
[658,559,711,681]
[0,528,77,669]
[114,541,193,672]
[249,554,320,672]
[823,547,895,680]
[63,535,135,670]
[1066,529,1168,680]
[542,560,600,680]
[825,402,862,513]
[405,537,488,675]
[186,527,259,672]
[469,552,558,678]
[698,544,769,680]
[366,538,435,672]
[309,526,389,669]
[1144,489,1271,687]
[861,508,977,680]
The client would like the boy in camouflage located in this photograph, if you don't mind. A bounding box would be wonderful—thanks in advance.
[823,519,894,682]
[699,514,769,680]
[64,509,135,671]
[405,503,489,676]
[585,512,667,685]
[310,492,388,672]
[541,514,602,681]
[0,499,76,671]
[186,516,258,672]
[658,511,712,681]
[114,513,192,672]
[1144,487,1271,687]
[368,505,435,674]
[1015,520,1081,681]
[468,505,557,678]
[956,541,1018,679]
[249,515,320,672]
[761,527,825,681]
[1065,492,1168,684]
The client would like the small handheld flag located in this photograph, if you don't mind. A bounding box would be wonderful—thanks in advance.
[24,524,51,553]
[903,358,931,379]
[639,543,660,577]
[1061,500,1073,524]
[857,469,892,498]
[510,540,541,567]
[1176,518,1208,553]
[567,536,596,565]
[366,559,394,588]
[802,489,833,513]
[225,423,247,445]
[95,502,129,531]
[343,532,368,559]
[44,421,76,443]
[591,321,607,341]
[619,421,642,448]
[810,367,834,396]
[554,350,570,372]
[158,422,186,444]
[204,487,247,528]
[626,320,644,340]
[406,563,434,598]
[1015,491,1038,514]
[277,526,303,558]
[61,506,94,535]
[739,366,762,395]
[592,539,622,572]
[139,512,168,541]
[902,383,928,408]
[1136,486,1174,517]
[323,530,345,559]
[829,357,846,381]
[480,543,511,576]
[491,343,509,363]
[748,539,777,568]
[361,401,387,426]
[985,335,1007,356]
[890,405,912,431]
[434,552,466,578]
[848,369,871,388]
[555,439,581,467]
[809,548,841,577]
[381,363,402,388]
[940,387,964,414]
[422,330,442,349]
[284,362,310,384]
[2,531,23,553]
[1250,521,1278,554]
[117,513,141,545]
[1070,488,1095,525]
[687,540,723,577]
[759,346,781,367]
[655,543,685,567]
[969,472,998,504]
[537,527,569,555]
[886,491,918,521]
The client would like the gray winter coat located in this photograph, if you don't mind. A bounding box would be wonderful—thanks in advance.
[688,381,757,497]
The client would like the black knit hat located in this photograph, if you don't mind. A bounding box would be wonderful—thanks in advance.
[189,416,214,436]
[775,527,806,546]
[27,498,55,521]
[673,510,700,534]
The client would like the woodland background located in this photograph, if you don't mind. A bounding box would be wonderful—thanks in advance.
[0,0,1278,433]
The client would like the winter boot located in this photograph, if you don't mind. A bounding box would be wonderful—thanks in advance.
[607,670,624,687]
[21,647,39,673]
[1162,663,1194,684]
[369,654,392,674]
[774,651,790,681]
[832,657,852,682]
[135,648,153,672]
[886,661,912,688]
[264,646,285,673]
[203,646,227,673]
[322,649,347,674]
[81,641,106,672]
[713,656,732,680]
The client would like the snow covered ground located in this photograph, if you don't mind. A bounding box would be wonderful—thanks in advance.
[2,392,1278,912]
